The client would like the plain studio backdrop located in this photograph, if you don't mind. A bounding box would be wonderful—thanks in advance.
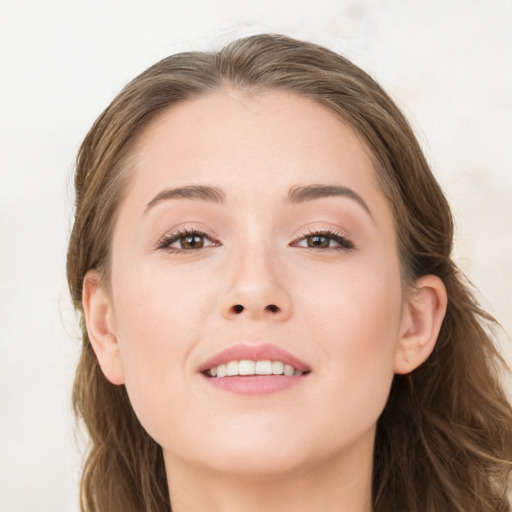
[0,1,511,510]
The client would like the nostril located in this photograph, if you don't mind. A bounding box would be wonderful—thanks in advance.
[229,304,281,315]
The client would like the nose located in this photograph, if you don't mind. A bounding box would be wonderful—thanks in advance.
[220,245,293,322]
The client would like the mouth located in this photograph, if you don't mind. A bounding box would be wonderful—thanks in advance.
[203,359,311,378]
[199,343,311,395]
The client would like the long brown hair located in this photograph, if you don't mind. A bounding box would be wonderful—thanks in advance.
[67,34,512,511]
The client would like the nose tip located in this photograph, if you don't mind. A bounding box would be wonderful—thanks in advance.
[220,245,293,322]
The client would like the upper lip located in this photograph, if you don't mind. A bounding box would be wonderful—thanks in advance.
[198,343,311,373]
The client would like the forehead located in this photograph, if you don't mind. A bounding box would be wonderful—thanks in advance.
[128,89,382,203]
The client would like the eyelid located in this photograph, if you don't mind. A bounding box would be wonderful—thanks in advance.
[291,227,355,250]
[155,225,221,252]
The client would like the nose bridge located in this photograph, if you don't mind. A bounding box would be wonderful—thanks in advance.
[221,236,292,321]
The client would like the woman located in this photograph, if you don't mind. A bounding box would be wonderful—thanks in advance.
[67,34,512,511]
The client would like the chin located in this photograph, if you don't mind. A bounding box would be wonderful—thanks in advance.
[202,442,313,479]
[171,423,351,481]
[162,420,315,479]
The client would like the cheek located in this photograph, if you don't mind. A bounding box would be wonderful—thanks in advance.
[110,265,213,437]
[298,262,403,416]
[112,259,210,348]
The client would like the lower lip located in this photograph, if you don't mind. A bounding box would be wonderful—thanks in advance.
[201,374,308,396]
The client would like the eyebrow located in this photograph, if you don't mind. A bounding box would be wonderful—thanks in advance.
[144,185,226,213]
[285,184,372,217]
[144,183,372,217]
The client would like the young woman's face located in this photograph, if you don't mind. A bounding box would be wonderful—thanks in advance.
[106,90,408,479]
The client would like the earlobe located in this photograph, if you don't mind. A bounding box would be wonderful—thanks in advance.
[82,270,125,385]
[394,275,448,375]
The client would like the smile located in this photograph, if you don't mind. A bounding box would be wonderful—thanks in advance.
[205,359,309,377]
[199,343,312,395]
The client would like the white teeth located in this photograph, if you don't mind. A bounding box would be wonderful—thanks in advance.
[207,360,307,378]
[238,360,255,375]
[217,364,227,377]
[255,360,272,375]
[226,361,238,376]
[272,361,284,374]
[284,364,295,376]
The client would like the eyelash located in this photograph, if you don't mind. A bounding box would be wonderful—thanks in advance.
[156,227,220,253]
[291,228,355,251]
[156,227,355,253]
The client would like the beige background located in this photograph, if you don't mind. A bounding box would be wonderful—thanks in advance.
[0,1,511,510]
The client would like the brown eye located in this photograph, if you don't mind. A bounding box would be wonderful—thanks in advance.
[293,230,355,250]
[180,234,205,249]
[158,230,219,252]
[307,235,330,248]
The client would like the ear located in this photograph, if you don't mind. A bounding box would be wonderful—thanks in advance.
[82,270,125,385]
[394,275,448,375]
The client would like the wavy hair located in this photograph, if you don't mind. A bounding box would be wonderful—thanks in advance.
[67,34,512,511]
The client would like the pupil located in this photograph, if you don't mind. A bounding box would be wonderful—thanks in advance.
[182,234,203,249]
[308,235,329,248]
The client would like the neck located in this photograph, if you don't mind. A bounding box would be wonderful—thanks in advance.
[164,446,373,512]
